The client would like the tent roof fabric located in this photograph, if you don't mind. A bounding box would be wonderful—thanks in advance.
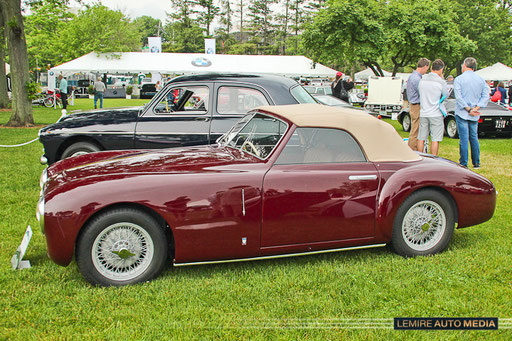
[256,103,421,163]
[51,52,338,77]
[475,62,512,81]
[354,68,392,80]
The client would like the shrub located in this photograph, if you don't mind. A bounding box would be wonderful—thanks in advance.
[88,84,94,94]
[126,86,133,95]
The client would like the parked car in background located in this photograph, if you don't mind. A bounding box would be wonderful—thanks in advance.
[139,83,157,99]
[38,73,317,165]
[304,85,333,96]
[37,104,496,286]
[313,94,353,108]
[398,88,512,138]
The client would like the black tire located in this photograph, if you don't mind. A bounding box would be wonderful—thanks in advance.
[61,141,101,159]
[391,189,455,257]
[401,113,411,132]
[445,117,458,138]
[76,208,168,286]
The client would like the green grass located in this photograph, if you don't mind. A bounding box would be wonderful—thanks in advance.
[0,101,511,339]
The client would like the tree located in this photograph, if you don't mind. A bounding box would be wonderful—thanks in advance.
[448,0,512,74]
[24,0,73,71]
[234,0,247,42]
[164,0,204,52]
[275,0,291,54]
[133,15,162,47]
[247,0,278,54]
[302,0,387,75]
[0,10,9,109]
[59,4,141,61]
[384,0,468,75]
[288,0,306,55]
[193,0,220,37]
[1,0,33,126]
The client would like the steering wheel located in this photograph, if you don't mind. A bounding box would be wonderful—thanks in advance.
[241,140,261,157]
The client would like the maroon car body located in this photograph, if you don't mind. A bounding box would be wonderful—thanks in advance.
[37,104,496,286]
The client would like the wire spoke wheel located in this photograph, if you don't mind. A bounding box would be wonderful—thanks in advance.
[402,200,446,251]
[76,208,168,286]
[92,222,154,281]
[391,189,455,257]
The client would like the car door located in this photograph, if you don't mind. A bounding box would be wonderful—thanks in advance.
[134,84,212,149]
[208,83,273,144]
[261,127,380,248]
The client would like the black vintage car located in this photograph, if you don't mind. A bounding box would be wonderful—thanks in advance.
[398,88,512,138]
[38,73,317,165]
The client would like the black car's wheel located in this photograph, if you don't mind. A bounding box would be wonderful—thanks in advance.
[401,113,411,132]
[61,142,101,159]
[391,189,455,257]
[445,117,458,138]
[76,208,168,286]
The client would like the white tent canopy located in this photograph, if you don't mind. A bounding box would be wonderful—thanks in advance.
[354,68,392,81]
[50,52,338,78]
[475,62,512,81]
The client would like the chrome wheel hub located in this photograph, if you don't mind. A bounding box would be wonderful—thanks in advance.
[402,200,446,251]
[92,222,154,281]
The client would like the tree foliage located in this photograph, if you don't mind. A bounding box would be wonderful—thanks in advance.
[132,15,162,47]
[59,4,140,61]
[303,0,512,76]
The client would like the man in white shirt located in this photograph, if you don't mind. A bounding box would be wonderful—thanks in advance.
[417,59,449,156]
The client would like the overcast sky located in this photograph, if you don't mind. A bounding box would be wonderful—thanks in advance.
[75,0,173,22]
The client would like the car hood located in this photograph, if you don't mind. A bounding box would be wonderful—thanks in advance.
[39,106,142,132]
[50,146,261,181]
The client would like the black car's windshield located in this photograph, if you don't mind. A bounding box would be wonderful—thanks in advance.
[220,113,288,159]
[290,85,318,104]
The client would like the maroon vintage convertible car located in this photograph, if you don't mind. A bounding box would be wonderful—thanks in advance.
[37,104,496,286]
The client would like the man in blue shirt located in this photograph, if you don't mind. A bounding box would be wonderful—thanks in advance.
[453,57,489,169]
[406,58,430,151]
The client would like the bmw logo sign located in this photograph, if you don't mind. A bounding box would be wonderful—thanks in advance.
[49,71,54,76]
[191,57,212,67]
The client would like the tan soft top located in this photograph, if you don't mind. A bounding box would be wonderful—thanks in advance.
[256,103,421,163]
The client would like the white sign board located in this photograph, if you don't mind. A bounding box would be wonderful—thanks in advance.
[47,70,56,91]
[148,37,162,53]
[205,39,216,55]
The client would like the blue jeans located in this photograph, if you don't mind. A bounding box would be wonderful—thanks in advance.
[94,92,104,108]
[455,115,480,167]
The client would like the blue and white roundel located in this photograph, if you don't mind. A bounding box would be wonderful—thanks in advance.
[191,57,212,67]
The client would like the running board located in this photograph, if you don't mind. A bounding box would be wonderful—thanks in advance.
[174,243,387,267]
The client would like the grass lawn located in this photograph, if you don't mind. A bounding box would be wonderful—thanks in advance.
[0,99,511,339]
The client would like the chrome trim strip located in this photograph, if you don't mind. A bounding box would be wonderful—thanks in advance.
[174,243,386,267]
[52,131,208,135]
[349,175,377,181]
[242,189,246,216]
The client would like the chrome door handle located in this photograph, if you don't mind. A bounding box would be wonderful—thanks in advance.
[349,175,377,181]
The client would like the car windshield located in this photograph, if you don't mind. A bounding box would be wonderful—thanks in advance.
[290,85,318,104]
[219,113,288,159]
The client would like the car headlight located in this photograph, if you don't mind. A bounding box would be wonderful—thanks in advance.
[36,196,45,234]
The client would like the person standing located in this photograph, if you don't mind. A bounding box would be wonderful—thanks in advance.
[453,57,489,169]
[490,82,507,105]
[331,72,354,102]
[94,77,106,109]
[406,58,431,150]
[58,75,68,111]
[417,59,448,156]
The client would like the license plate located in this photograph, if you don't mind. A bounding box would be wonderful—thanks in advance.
[495,119,507,129]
